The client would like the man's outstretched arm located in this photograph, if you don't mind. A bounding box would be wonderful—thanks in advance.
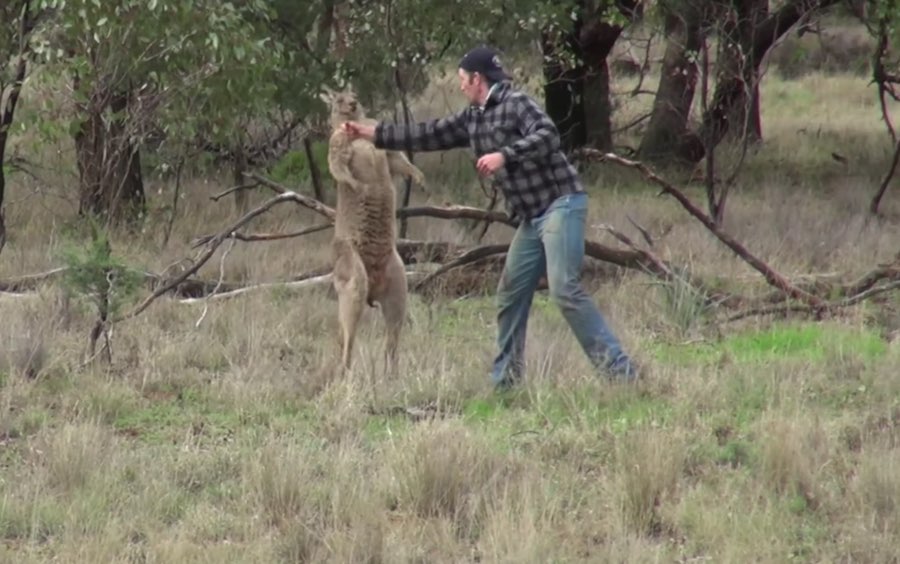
[344,109,470,153]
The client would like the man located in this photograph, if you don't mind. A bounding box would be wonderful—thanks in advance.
[342,45,637,388]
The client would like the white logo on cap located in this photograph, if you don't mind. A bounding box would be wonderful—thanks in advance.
[492,55,501,67]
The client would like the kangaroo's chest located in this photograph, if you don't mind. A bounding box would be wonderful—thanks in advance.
[349,140,390,183]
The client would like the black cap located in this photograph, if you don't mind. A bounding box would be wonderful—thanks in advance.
[459,45,510,83]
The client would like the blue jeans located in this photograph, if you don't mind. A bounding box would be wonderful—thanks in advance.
[490,192,635,388]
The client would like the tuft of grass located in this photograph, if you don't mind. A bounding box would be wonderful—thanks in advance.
[34,421,116,494]
[614,428,686,536]
[755,414,830,507]
[383,420,523,540]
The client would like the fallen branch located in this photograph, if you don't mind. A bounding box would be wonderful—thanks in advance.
[626,214,656,247]
[244,172,336,221]
[180,273,333,304]
[236,174,678,275]
[397,205,515,227]
[413,244,509,290]
[210,182,260,202]
[0,266,247,299]
[194,238,235,327]
[117,191,308,322]
[0,267,67,293]
[395,239,461,264]
[190,223,332,248]
[0,291,36,300]
[756,253,900,305]
[596,223,674,280]
[594,222,742,309]
[846,253,900,295]
[726,279,900,322]
[587,150,827,313]
[180,269,431,304]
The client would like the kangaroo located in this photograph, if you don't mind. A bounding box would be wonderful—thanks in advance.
[319,85,425,376]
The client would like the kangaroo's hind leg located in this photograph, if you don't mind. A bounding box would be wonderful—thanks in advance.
[332,239,368,373]
[376,249,408,377]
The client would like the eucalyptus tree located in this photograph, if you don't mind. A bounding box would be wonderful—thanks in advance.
[0,0,38,252]
[29,0,286,225]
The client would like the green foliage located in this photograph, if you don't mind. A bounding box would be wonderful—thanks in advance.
[58,224,143,319]
[29,0,287,161]
[269,143,329,186]
[326,0,589,114]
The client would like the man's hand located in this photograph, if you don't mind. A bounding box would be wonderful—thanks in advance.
[342,121,375,142]
[475,152,505,177]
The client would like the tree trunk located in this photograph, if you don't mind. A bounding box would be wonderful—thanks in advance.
[232,142,249,213]
[74,83,146,226]
[696,0,840,158]
[541,0,638,153]
[582,59,613,150]
[638,10,704,163]
[581,13,631,151]
[542,25,587,153]
[0,0,33,254]
[717,0,767,143]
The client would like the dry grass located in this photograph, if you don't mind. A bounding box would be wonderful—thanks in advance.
[1,29,900,563]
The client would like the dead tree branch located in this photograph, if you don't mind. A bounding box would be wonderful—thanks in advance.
[397,205,516,227]
[395,239,460,264]
[180,273,334,303]
[190,223,332,248]
[871,135,900,215]
[596,223,674,279]
[194,238,234,328]
[846,253,900,295]
[412,244,509,290]
[210,182,260,202]
[726,280,900,322]
[243,172,337,221]
[0,267,68,292]
[117,191,309,322]
[586,150,828,313]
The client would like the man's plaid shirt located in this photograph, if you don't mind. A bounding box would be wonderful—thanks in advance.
[373,81,583,224]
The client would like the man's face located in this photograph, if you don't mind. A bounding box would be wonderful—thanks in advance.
[458,68,483,104]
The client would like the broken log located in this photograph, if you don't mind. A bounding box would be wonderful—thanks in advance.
[180,269,433,304]
[244,172,337,221]
[118,191,312,322]
[0,267,67,293]
[413,244,509,290]
[190,223,333,248]
[726,279,900,322]
[585,150,828,313]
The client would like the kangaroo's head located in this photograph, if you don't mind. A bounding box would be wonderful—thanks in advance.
[320,85,364,127]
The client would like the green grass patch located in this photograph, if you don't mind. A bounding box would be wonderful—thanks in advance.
[268,144,329,187]
[653,322,887,367]
[462,386,672,437]
[111,388,312,444]
[362,414,413,442]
